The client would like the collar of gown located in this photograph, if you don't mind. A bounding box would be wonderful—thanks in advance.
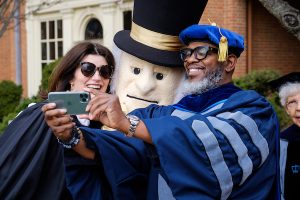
[172,83,241,113]
[281,124,300,142]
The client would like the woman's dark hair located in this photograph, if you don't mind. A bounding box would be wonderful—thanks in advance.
[43,42,115,99]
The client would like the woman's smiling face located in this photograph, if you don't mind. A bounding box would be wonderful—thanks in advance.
[70,54,110,95]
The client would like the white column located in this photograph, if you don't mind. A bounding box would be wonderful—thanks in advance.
[100,2,117,50]
[26,15,42,97]
[116,0,133,31]
[61,8,74,54]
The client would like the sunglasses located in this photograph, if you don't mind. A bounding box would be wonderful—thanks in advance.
[179,46,218,62]
[80,62,113,79]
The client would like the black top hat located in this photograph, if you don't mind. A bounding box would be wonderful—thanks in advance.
[114,0,208,68]
[269,72,300,91]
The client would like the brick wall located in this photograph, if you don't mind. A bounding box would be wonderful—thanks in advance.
[200,0,226,26]
[200,0,248,78]
[0,3,27,96]
[251,0,300,74]
[0,23,14,81]
[20,4,28,96]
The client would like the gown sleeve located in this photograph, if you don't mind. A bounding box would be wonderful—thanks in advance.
[0,102,71,200]
[63,104,173,200]
[142,91,279,199]
[65,128,151,200]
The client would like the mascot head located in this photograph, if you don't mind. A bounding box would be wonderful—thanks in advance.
[112,0,208,113]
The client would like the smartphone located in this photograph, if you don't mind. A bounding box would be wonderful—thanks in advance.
[48,91,90,115]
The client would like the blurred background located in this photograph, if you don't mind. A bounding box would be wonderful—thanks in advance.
[0,0,299,131]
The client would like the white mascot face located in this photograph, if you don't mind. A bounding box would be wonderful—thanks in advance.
[114,52,185,113]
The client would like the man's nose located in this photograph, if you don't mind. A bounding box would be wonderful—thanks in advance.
[185,52,198,64]
[296,101,300,110]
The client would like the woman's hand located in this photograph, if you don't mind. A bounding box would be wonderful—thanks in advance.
[42,103,75,141]
[86,92,129,132]
[42,102,96,159]
[77,87,104,120]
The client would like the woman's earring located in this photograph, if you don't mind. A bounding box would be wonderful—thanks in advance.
[70,82,74,90]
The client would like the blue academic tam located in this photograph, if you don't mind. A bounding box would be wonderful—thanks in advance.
[179,24,244,57]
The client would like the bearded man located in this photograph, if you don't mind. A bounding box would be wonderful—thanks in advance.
[43,24,280,199]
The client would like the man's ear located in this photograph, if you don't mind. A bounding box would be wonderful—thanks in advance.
[224,54,237,73]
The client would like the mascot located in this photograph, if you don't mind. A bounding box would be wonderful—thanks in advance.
[112,0,208,113]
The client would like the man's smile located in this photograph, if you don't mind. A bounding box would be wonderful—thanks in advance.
[186,64,205,76]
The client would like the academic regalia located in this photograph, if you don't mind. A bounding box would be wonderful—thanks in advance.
[66,84,279,199]
[0,102,71,200]
[65,130,150,200]
[0,102,102,200]
[280,124,300,200]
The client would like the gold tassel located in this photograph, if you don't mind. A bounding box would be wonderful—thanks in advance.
[218,35,228,62]
[208,19,229,62]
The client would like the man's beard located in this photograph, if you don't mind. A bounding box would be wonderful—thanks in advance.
[173,65,224,103]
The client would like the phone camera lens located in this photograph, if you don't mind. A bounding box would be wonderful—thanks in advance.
[80,94,84,98]
[82,98,87,102]
[83,93,88,98]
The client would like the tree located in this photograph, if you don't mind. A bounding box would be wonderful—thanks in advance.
[0,0,62,38]
[0,0,25,38]
[258,0,300,41]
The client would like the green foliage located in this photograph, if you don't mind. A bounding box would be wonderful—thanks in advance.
[0,97,41,134]
[39,59,60,94]
[0,112,19,134]
[0,59,59,134]
[0,80,22,121]
[15,96,41,111]
[234,70,280,96]
[234,69,291,130]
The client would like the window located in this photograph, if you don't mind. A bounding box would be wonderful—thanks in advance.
[41,19,63,68]
[85,18,103,40]
[123,10,132,30]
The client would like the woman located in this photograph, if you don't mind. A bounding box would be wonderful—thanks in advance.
[0,42,115,200]
[270,72,300,200]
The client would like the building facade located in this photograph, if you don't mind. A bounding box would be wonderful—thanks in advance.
[25,0,133,96]
[0,0,299,97]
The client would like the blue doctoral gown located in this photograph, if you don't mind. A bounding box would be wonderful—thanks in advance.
[65,84,280,200]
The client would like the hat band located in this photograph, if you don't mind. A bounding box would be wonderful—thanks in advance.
[130,22,183,51]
